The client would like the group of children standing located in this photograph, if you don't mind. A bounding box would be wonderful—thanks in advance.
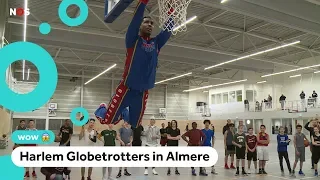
[224,123,269,176]
[223,118,320,177]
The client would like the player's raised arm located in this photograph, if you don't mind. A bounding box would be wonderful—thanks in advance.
[156,8,174,50]
[125,0,149,48]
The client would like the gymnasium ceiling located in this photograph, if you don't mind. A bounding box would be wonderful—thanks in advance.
[6,0,320,87]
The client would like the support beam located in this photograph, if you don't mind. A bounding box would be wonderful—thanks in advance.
[80,70,84,108]
[8,18,317,69]
[193,0,320,37]
[14,70,191,87]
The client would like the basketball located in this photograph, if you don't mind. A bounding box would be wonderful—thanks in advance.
[304,138,309,147]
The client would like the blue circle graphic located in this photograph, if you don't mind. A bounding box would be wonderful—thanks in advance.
[70,107,89,126]
[39,22,51,35]
[0,42,58,112]
[58,0,89,27]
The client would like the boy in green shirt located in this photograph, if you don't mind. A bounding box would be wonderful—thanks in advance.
[98,124,124,180]
[232,125,248,176]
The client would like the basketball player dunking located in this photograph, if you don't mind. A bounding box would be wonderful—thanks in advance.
[95,0,174,128]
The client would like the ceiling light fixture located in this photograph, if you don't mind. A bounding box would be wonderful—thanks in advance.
[183,79,247,92]
[314,71,320,74]
[204,41,300,70]
[221,0,229,3]
[27,69,30,80]
[84,64,117,85]
[257,81,266,84]
[155,72,192,84]
[289,74,301,78]
[261,64,320,77]
[22,0,29,80]
[203,91,209,93]
[173,16,197,31]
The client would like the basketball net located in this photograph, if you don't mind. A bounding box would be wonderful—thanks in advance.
[158,0,192,35]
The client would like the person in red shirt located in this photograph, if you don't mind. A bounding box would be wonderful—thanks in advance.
[246,127,258,174]
[257,124,270,174]
[182,122,206,176]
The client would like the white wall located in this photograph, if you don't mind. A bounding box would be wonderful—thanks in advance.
[188,91,208,110]
[11,78,190,124]
[208,84,245,114]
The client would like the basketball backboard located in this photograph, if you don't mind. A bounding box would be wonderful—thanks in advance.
[104,0,135,23]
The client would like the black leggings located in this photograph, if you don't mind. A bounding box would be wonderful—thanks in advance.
[278,151,291,172]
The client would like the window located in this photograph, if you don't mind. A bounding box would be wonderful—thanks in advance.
[282,118,293,135]
[254,90,257,102]
[216,94,221,104]
[254,119,263,134]
[236,90,242,102]
[223,92,228,103]
[271,119,281,134]
[211,94,216,104]
[246,119,253,130]
[246,90,254,102]
[229,91,235,102]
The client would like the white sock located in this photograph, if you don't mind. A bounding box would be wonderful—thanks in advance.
[108,167,112,177]
[102,167,106,177]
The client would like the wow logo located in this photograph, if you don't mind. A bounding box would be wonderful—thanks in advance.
[12,130,55,145]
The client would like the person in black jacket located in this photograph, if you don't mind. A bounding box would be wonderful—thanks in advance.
[312,91,318,99]
[300,91,306,109]
[312,90,318,106]
[305,119,317,169]
[223,119,232,135]
[267,95,272,108]
[41,167,70,180]
[279,94,286,110]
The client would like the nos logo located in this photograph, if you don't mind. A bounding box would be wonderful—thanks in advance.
[9,8,30,16]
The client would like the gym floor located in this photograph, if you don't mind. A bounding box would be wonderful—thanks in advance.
[0,136,317,180]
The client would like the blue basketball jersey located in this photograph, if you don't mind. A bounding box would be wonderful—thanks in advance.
[202,129,214,146]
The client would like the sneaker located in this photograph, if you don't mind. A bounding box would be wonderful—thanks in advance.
[31,171,36,178]
[262,170,267,174]
[242,171,248,176]
[81,177,85,180]
[175,169,180,175]
[144,169,148,175]
[211,168,218,174]
[290,171,296,177]
[235,171,239,176]
[298,170,305,176]
[315,171,318,177]
[167,169,171,176]
[258,169,262,174]
[152,168,158,175]
[116,172,121,178]
[281,171,285,176]
[192,169,197,176]
[230,164,236,169]
[224,164,229,169]
[199,170,208,176]
[87,177,92,180]
[24,171,30,178]
[247,169,251,174]
[124,170,131,176]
